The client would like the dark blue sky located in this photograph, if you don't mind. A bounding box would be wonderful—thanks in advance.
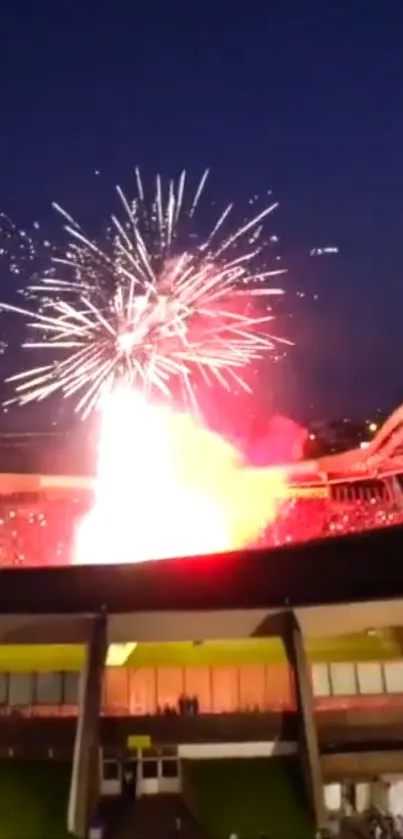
[1,1,403,422]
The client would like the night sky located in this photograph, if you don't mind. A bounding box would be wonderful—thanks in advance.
[1,1,403,425]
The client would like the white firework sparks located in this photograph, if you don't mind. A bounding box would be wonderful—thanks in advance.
[0,169,289,416]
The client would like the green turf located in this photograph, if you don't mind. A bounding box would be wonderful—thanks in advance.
[0,629,402,672]
[0,761,71,838]
[184,757,314,839]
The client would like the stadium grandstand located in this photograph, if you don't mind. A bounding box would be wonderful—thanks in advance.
[2,410,403,836]
[1,403,403,567]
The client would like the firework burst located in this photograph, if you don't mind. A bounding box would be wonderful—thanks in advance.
[0,169,289,416]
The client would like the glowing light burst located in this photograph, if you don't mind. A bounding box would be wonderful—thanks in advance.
[74,385,287,565]
[0,169,288,416]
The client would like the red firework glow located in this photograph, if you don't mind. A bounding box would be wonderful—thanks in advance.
[73,386,289,564]
[0,400,403,568]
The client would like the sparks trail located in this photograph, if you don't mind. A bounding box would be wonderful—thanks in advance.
[0,169,289,416]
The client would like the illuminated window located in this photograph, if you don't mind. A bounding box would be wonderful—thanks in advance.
[356,662,383,695]
[329,663,357,695]
[311,664,330,697]
[324,783,342,812]
[383,661,403,693]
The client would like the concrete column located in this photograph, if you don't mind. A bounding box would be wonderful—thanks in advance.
[68,614,108,838]
[283,610,326,830]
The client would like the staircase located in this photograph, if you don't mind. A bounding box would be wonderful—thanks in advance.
[104,794,203,839]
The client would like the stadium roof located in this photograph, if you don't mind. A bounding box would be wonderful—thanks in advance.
[0,523,399,644]
[0,520,400,614]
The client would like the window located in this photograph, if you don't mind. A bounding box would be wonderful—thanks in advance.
[0,674,8,704]
[324,783,342,813]
[142,760,158,779]
[35,672,62,705]
[103,761,120,781]
[356,662,383,695]
[311,664,330,697]
[63,672,79,704]
[8,673,33,706]
[329,663,357,696]
[383,661,403,694]
[161,759,179,778]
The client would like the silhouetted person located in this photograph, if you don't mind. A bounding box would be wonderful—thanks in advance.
[122,765,134,799]
[173,815,182,837]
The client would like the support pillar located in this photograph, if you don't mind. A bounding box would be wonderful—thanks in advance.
[386,475,403,510]
[68,614,108,838]
[283,610,326,831]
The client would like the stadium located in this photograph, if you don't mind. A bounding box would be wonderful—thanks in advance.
[0,407,403,837]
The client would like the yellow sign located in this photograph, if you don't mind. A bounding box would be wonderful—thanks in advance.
[127,735,151,750]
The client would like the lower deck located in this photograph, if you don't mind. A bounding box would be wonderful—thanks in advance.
[2,708,403,760]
